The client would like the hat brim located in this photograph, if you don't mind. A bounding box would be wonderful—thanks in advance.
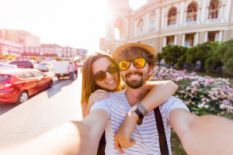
[112,43,157,60]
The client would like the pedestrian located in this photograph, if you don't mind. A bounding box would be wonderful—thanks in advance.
[67,61,75,80]
[74,61,79,78]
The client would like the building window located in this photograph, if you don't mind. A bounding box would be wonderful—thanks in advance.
[167,7,177,25]
[207,31,219,42]
[185,33,195,47]
[149,10,155,30]
[208,0,219,19]
[137,18,144,35]
[166,36,175,45]
[186,2,198,22]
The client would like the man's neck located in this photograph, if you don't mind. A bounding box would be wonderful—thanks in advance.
[125,85,149,106]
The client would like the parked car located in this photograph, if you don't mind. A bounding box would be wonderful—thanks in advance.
[37,62,54,72]
[9,60,35,69]
[0,68,53,104]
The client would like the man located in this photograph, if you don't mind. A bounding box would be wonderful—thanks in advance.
[67,61,75,80]
[111,43,233,155]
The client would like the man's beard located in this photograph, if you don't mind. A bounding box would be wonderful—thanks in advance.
[125,71,144,89]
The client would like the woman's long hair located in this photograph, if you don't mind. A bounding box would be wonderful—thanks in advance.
[81,52,121,109]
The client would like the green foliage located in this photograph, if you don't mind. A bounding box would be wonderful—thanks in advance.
[171,131,187,155]
[223,57,233,76]
[160,40,233,77]
[161,45,187,68]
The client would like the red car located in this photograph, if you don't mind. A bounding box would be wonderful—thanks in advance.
[0,68,53,104]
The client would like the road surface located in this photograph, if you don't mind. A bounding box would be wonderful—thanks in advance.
[0,75,83,147]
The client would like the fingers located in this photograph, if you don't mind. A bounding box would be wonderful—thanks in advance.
[114,134,136,154]
[114,136,124,154]
[120,137,136,149]
[88,89,109,105]
[94,89,108,95]
[91,89,109,100]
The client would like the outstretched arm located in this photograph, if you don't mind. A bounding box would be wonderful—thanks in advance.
[0,110,108,155]
[169,109,233,155]
[114,80,178,152]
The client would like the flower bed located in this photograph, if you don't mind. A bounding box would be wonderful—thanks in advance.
[153,67,233,118]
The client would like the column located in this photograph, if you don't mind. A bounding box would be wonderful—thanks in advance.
[179,2,185,27]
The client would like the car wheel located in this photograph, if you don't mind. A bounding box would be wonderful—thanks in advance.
[18,91,29,103]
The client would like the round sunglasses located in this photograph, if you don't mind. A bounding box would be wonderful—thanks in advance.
[118,57,146,71]
[94,65,119,81]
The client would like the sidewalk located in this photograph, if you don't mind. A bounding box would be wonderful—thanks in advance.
[0,74,83,147]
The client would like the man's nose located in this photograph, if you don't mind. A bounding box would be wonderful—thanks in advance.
[128,62,137,71]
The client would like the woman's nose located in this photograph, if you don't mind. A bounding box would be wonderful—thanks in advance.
[105,72,113,80]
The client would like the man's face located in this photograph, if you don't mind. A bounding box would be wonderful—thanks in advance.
[119,58,152,89]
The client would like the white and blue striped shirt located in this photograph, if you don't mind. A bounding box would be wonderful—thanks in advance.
[91,90,189,155]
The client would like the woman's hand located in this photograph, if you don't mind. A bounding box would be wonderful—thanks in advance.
[85,89,109,116]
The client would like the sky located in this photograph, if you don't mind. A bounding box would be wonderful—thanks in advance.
[0,0,146,52]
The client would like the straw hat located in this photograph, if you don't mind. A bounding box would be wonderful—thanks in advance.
[112,42,157,60]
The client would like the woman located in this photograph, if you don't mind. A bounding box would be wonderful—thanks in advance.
[81,52,178,155]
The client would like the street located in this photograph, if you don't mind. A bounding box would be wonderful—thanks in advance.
[0,75,83,147]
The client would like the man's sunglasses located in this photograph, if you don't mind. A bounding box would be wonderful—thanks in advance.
[118,57,146,71]
[94,65,119,81]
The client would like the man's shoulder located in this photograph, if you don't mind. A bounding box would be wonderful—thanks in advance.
[160,96,186,109]
[166,96,184,103]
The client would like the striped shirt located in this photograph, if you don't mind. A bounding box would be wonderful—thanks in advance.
[91,90,189,155]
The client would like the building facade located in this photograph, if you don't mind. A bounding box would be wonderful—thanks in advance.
[0,29,87,60]
[101,0,233,53]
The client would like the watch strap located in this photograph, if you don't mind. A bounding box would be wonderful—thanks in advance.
[134,108,144,125]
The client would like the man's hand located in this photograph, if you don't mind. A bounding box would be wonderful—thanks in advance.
[114,111,138,153]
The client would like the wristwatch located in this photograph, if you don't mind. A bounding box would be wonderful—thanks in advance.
[130,103,148,125]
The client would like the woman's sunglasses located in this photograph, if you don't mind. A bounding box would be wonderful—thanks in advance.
[94,65,119,81]
[118,57,146,71]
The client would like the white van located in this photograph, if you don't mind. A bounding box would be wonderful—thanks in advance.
[53,60,70,80]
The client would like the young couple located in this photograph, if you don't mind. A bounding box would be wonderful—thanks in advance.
[1,43,233,155]
[81,43,180,154]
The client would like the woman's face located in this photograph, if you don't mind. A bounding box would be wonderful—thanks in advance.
[92,57,119,91]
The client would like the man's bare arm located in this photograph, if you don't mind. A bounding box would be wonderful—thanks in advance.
[169,109,233,155]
